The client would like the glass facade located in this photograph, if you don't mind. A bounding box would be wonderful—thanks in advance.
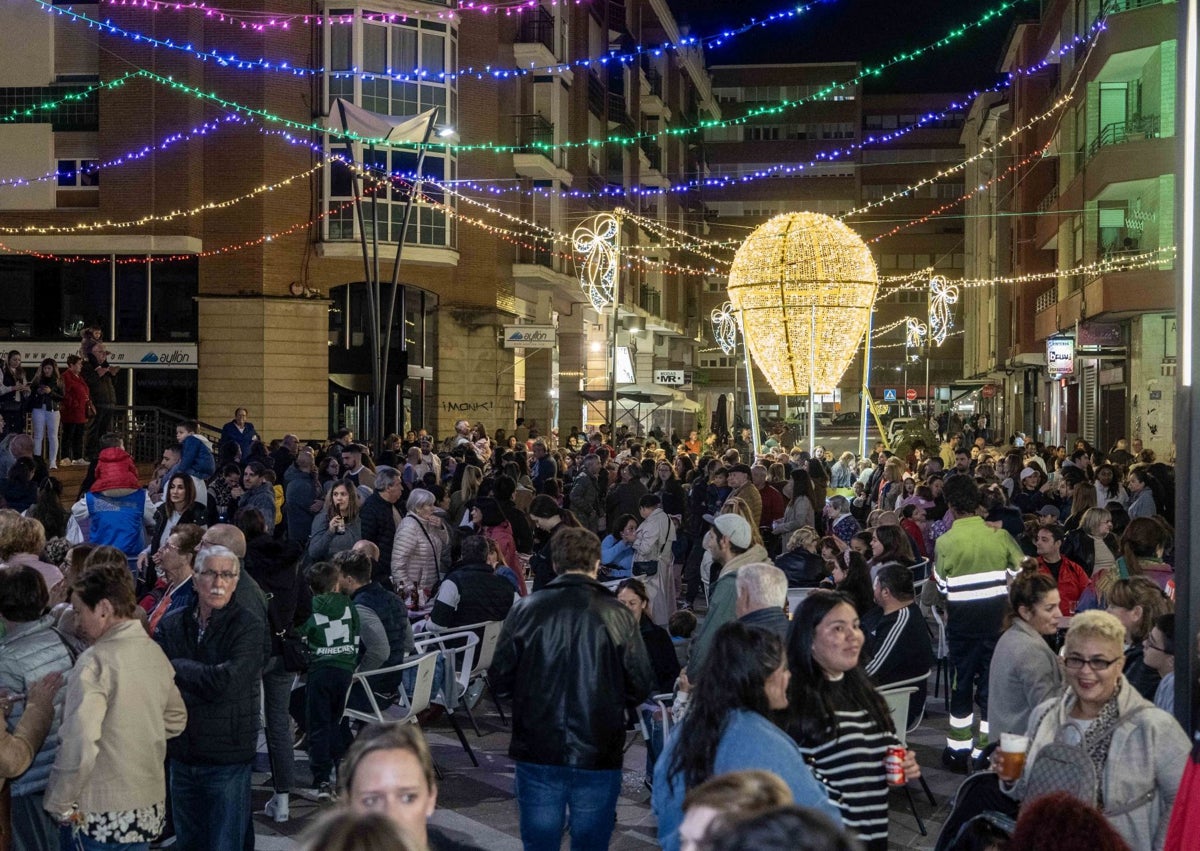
[323,9,457,249]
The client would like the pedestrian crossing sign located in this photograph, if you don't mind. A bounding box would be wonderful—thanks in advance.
[883,389,898,402]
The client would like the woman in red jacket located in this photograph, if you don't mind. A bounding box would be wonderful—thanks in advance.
[60,355,91,465]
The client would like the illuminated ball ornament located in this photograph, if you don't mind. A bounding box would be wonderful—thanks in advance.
[727,212,878,395]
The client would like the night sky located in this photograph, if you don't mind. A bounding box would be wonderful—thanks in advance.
[670,0,1025,93]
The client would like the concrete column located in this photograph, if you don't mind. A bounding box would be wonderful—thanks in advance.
[197,297,330,441]
[559,327,586,435]
[435,308,515,439]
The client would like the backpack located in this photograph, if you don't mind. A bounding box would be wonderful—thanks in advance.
[1023,702,1150,813]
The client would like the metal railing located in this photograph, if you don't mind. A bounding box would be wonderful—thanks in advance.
[512,114,554,154]
[1087,114,1160,159]
[1035,288,1057,314]
[515,243,556,270]
[98,406,223,465]
[516,7,555,53]
[1037,185,1059,214]
[1103,0,1164,12]
[640,139,663,171]
[644,68,663,98]
[587,71,605,117]
[640,289,662,317]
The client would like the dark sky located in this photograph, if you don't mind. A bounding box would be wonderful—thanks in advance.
[670,0,1025,93]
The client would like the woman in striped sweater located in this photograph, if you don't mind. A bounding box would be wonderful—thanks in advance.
[784,591,921,851]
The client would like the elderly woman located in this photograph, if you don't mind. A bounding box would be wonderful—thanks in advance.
[987,568,1064,739]
[1004,610,1188,850]
[1,672,62,851]
[44,561,187,851]
[0,566,75,849]
[631,493,677,626]
[0,511,63,593]
[1064,507,1119,581]
[390,488,448,605]
[773,526,826,587]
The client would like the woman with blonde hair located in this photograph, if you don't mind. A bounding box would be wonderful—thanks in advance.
[448,465,483,527]
[1063,482,1098,533]
[1106,576,1172,700]
[1065,507,1119,589]
[678,770,793,851]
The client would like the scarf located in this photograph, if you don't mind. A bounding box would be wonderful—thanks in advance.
[1081,681,1123,807]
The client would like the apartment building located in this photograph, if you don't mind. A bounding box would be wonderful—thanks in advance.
[699,64,967,432]
[0,0,714,441]
[961,0,1177,456]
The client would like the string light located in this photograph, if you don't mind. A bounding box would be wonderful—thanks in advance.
[905,317,928,349]
[43,0,830,86]
[0,163,326,233]
[0,201,355,264]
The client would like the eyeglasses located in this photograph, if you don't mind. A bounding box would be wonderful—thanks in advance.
[197,570,240,582]
[1143,638,1168,653]
[1063,655,1121,671]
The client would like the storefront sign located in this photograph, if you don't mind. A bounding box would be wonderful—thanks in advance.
[502,325,556,349]
[1077,322,1122,348]
[4,342,198,369]
[653,369,685,386]
[1047,337,1075,376]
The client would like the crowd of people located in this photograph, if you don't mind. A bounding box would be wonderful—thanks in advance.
[0,386,1196,851]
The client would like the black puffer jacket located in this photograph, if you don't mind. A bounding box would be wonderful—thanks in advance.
[489,573,654,770]
[157,597,267,765]
[243,534,304,654]
[774,547,827,587]
[359,491,399,585]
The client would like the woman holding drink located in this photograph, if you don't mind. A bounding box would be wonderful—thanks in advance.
[1001,611,1188,850]
[784,591,920,851]
[987,568,1065,740]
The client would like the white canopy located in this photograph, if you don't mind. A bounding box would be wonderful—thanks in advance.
[328,98,437,144]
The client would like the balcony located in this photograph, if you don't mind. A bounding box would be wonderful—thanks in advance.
[1035,288,1057,314]
[639,139,662,172]
[516,7,555,54]
[640,288,662,317]
[513,242,576,298]
[1088,115,1160,160]
[1037,185,1059,214]
[1103,0,1166,12]
[587,71,606,118]
[512,113,561,180]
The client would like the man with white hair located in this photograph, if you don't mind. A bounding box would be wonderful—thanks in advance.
[156,545,267,851]
[734,562,789,639]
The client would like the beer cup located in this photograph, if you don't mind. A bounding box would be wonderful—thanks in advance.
[996,733,1029,782]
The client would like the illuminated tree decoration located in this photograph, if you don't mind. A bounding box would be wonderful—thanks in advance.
[711,301,740,356]
[905,317,928,350]
[572,214,619,311]
[928,275,959,346]
[727,212,878,395]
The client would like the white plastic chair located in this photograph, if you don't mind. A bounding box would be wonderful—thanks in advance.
[786,586,814,617]
[931,606,951,707]
[879,683,938,834]
[908,558,931,593]
[414,630,481,766]
[342,650,439,726]
[452,620,508,729]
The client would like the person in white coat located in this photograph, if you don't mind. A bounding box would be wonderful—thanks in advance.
[632,493,677,626]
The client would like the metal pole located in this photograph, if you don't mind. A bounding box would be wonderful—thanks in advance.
[925,340,932,415]
[380,111,438,451]
[366,144,382,448]
[808,305,816,456]
[859,311,873,458]
[741,314,761,455]
[610,210,623,436]
[1174,0,1199,733]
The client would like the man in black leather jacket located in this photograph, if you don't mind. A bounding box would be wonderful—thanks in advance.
[489,527,654,849]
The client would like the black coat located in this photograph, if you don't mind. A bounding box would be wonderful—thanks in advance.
[774,548,827,587]
[359,491,400,584]
[157,596,268,765]
[639,616,681,694]
[489,573,654,770]
[243,535,304,654]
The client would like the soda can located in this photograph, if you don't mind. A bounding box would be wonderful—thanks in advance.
[885,746,906,785]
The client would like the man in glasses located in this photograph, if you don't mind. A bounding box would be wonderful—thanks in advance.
[156,544,267,851]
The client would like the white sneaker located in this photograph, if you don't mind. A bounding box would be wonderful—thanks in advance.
[264,792,289,823]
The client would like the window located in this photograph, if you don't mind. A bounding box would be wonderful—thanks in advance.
[323,10,457,249]
[56,159,98,188]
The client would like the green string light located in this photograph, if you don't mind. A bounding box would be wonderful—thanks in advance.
[2,0,1026,153]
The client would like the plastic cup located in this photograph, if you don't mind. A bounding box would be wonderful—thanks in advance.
[996,733,1029,782]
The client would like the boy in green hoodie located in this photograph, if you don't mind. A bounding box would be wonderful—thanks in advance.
[298,560,360,799]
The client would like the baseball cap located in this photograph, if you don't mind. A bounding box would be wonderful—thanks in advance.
[712,514,753,548]
[1019,467,1037,481]
[1038,505,1061,518]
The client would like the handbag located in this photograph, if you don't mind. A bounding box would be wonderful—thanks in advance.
[279,630,310,673]
[632,525,669,578]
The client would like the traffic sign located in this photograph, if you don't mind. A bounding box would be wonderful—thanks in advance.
[905,388,918,402]
[883,388,898,402]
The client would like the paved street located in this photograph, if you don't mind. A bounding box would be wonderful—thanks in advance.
[250,652,963,849]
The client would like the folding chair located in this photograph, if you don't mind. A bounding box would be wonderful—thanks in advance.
[454,620,508,729]
[414,630,481,766]
[785,586,814,617]
[342,650,439,726]
[931,606,951,707]
[909,558,931,594]
[880,684,938,837]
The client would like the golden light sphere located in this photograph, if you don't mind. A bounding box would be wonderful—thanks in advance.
[727,212,878,395]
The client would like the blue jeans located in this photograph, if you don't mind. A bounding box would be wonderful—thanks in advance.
[58,825,147,851]
[514,762,622,851]
[169,760,251,851]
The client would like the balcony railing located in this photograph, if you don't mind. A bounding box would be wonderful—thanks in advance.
[513,114,554,155]
[640,288,662,317]
[1035,288,1057,314]
[1103,0,1164,12]
[587,71,605,117]
[517,7,555,53]
[1088,114,1160,159]
[1037,185,1059,214]
[516,243,556,270]
[645,68,663,98]
[640,139,663,171]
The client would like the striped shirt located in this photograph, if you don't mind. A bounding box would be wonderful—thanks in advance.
[933,515,1024,637]
[798,681,898,849]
